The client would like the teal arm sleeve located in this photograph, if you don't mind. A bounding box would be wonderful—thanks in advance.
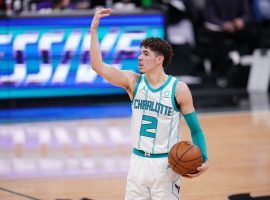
[184,112,208,161]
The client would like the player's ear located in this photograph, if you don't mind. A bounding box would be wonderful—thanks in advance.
[157,55,164,64]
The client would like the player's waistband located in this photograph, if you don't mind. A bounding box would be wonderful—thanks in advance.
[132,148,168,158]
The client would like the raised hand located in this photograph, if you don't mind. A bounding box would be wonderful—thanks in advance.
[90,8,113,31]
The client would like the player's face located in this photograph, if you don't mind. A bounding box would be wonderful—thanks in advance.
[138,46,161,73]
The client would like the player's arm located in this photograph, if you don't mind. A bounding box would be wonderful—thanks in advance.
[175,81,209,177]
[90,8,138,93]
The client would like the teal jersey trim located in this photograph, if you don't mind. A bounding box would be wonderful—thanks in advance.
[144,75,172,93]
[133,148,168,158]
[184,112,208,161]
[131,75,142,104]
[171,78,180,112]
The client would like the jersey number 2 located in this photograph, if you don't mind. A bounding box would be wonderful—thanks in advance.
[140,115,158,138]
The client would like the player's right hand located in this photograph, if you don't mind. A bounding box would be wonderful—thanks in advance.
[183,160,209,179]
[91,8,113,31]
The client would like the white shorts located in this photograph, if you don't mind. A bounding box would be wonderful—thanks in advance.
[125,153,180,200]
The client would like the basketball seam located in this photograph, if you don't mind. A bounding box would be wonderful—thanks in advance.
[169,151,178,171]
[179,145,195,161]
[169,152,184,173]
[174,162,196,173]
[169,143,201,175]
[170,145,194,173]
[180,156,202,162]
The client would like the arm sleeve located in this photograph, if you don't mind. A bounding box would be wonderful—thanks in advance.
[184,112,208,161]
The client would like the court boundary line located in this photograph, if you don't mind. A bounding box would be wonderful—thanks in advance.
[0,187,42,200]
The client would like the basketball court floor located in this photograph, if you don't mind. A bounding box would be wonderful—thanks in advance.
[0,93,269,200]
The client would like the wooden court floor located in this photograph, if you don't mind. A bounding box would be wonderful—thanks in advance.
[0,111,269,200]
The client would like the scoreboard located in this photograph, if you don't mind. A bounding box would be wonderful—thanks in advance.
[0,13,165,99]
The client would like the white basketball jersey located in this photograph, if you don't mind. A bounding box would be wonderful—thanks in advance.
[131,74,181,154]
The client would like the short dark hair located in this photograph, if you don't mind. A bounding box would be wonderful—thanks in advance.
[140,37,173,68]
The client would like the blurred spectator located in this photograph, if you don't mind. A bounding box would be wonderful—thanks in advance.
[0,0,5,11]
[36,0,53,11]
[72,0,90,10]
[252,0,270,22]
[52,0,71,10]
[251,0,270,49]
[197,0,257,87]
[113,0,137,10]
[89,0,106,9]
[204,0,251,32]
[84,0,140,10]
[159,0,196,76]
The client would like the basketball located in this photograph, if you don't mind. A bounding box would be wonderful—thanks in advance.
[168,141,202,176]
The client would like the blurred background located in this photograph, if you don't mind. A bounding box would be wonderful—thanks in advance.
[0,0,269,200]
[0,0,269,109]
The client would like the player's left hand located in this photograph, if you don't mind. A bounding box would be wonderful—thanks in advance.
[182,160,209,178]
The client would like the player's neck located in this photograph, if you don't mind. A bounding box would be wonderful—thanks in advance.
[145,70,168,89]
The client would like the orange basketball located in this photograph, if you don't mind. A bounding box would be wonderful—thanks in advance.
[168,141,202,176]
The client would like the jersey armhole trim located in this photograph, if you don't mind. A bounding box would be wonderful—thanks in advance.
[171,78,180,112]
[131,75,142,104]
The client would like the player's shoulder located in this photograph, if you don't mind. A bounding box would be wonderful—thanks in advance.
[174,80,192,104]
[175,80,190,93]
[123,70,140,81]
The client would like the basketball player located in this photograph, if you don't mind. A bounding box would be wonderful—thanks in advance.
[90,8,209,200]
